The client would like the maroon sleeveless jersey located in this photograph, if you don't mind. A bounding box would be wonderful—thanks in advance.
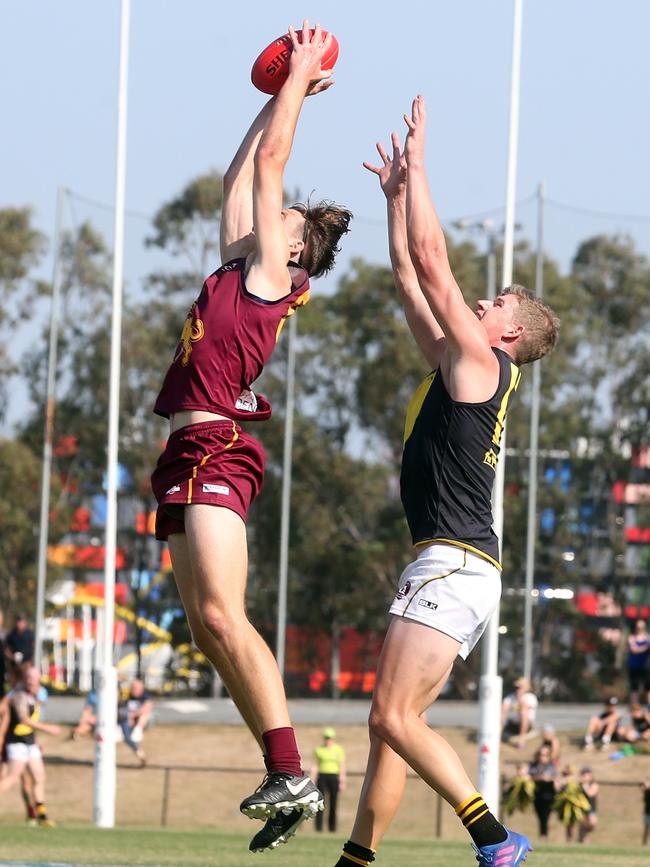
[154,258,310,421]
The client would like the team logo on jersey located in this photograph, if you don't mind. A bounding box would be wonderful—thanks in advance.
[418,599,439,611]
[483,448,498,470]
[396,580,412,600]
[165,485,181,495]
[174,303,204,367]
[235,389,258,413]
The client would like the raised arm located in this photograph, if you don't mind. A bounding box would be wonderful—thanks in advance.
[364,133,445,369]
[220,98,276,263]
[403,96,500,401]
[246,21,334,300]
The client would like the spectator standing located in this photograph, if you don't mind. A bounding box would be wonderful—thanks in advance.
[578,767,598,844]
[117,678,153,766]
[528,745,558,840]
[583,697,620,751]
[5,614,34,675]
[502,678,538,748]
[538,724,561,764]
[311,727,346,833]
[627,619,650,706]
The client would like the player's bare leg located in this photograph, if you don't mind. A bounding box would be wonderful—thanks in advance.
[170,505,321,821]
[0,760,25,793]
[334,619,521,867]
[21,767,38,824]
[182,505,291,734]
[26,756,54,826]
[167,530,263,748]
[348,665,453,850]
[369,619,475,803]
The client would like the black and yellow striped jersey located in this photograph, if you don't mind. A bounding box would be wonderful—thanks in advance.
[400,348,521,569]
[6,688,38,745]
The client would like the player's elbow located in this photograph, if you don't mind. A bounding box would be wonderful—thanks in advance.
[254,144,285,173]
[408,237,446,272]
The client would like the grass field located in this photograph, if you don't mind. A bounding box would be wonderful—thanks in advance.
[0,825,649,867]
[1,722,649,864]
[0,826,648,867]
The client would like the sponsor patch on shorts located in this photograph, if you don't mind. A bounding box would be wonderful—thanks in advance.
[202,484,230,495]
[418,598,439,610]
[165,485,181,495]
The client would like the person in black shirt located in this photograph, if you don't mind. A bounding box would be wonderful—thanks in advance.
[0,666,60,824]
[5,614,35,673]
[528,745,559,839]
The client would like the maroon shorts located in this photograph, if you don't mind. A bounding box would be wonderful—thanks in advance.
[150,420,266,540]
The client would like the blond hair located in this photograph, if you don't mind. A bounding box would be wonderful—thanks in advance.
[501,284,560,365]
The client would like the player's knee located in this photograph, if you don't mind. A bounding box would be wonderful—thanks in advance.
[368,702,403,745]
[198,600,240,647]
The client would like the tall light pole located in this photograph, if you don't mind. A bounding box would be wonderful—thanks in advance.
[477,0,524,816]
[523,182,545,682]
[93,0,130,828]
[276,313,297,677]
[34,185,66,672]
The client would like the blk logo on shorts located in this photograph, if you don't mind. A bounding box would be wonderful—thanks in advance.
[418,599,439,610]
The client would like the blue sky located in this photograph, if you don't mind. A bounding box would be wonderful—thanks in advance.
[2,1,650,427]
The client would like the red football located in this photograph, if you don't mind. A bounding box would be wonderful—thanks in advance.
[251,29,339,95]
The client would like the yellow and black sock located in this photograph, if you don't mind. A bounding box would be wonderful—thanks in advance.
[334,839,376,866]
[455,792,508,848]
[36,802,48,821]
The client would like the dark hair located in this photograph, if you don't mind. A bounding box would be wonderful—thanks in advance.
[290,200,352,279]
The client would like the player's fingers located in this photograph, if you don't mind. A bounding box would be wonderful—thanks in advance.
[313,22,323,44]
[362,161,382,176]
[308,79,335,95]
[302,19,310,43]
[404,113,416,131]
[376,142,389,164]
[288,25,299,50]
[391,131,402,157]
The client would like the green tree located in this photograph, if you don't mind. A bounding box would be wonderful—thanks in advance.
[0,207,46,418]
[0,439,65,615]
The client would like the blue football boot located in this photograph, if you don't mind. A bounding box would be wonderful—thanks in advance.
[472,829,532,865]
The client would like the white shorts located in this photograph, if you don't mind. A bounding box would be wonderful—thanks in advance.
[388,543,502,659]
[6,742,41,764]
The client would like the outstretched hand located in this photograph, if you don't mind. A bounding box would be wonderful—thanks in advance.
[403,95,426,165]
[363,132,407,199]
[288,20,335,94]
